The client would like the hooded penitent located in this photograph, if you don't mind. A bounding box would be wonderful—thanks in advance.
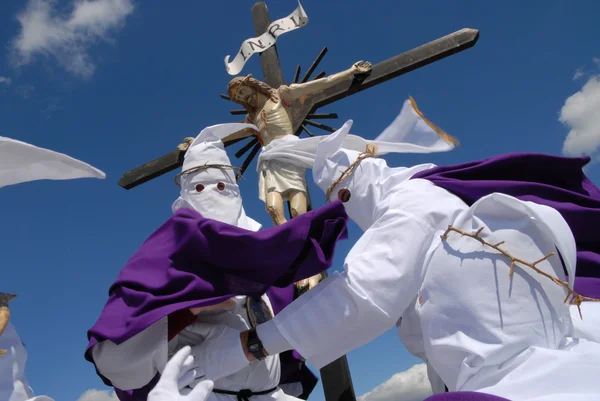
[85,123,349,401]
[309,105,600,357]
[256,101,600,400]
[309,105,600,345]
[300,100,599,301]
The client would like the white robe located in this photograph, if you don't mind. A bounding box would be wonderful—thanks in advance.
[0,322,54,401]
[255,122,600,401]
[91,293,302,401]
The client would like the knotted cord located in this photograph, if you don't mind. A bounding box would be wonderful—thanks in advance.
[326,144,378,201]
[174,163,241,187]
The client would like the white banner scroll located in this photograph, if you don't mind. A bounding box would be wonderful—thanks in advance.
[224,1,308,76]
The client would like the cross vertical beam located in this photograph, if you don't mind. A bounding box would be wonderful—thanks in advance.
[251,2,286,87]
[250,4,356,401]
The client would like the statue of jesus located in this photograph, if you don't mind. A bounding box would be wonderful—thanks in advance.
[225,61,372,226]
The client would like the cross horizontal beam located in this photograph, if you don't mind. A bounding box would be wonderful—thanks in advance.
[118,149,185,190]
[289,28,479,134]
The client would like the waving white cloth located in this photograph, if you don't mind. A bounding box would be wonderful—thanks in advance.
[257,97,457,173]
[0,136,105,188]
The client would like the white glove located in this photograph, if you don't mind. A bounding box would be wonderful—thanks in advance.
[149,346,214,401]
[189,325,250,383]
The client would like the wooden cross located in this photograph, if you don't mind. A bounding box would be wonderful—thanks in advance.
[117,4,479,401]
[117,3,478,189]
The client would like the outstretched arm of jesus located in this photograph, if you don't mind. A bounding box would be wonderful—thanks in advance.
[281,61,371,101]
[244,208,434,369]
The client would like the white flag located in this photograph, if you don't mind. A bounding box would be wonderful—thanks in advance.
[0,136,106,189]
[224,1,308,75]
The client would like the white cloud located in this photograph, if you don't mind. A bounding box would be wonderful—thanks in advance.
[573,68,585,81]
[559,76,600,158]
[76,389,120,401]
[10,0,134,79]
[358,364,433,401]
[0,76,12,85]
[79,365,434,401]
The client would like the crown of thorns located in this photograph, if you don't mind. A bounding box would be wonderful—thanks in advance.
[174,163,241,187]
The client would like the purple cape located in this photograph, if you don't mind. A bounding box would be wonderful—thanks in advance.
[85,200,348,400]
[411,152,600,298]
[424,392,511,401]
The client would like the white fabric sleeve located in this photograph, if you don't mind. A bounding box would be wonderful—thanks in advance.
[259,209,434,369]
[256,319,293,356]
[426,362,447,394]
[91,317,169,390]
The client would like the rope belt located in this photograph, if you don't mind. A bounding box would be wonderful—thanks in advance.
[213,387,278,401]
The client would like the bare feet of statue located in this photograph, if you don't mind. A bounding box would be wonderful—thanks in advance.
[0,293,16,356]
[352,61,372,75]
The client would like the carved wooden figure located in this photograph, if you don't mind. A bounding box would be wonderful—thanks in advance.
[224,61,371,227]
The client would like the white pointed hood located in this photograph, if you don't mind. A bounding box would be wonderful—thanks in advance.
[172,123,262,230]
[0,136,105,188]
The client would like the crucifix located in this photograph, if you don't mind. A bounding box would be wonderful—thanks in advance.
[117,3,478,401]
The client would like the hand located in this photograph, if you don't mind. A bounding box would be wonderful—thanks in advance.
[351,60,372,75]
[149,346,214,401]
[177,137,196,151]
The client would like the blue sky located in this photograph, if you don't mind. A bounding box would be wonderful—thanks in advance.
[1,0,599,400]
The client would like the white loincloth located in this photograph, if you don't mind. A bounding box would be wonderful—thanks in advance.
[258,159,307,203]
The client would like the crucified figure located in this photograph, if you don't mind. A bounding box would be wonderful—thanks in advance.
[226,61,372,226]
